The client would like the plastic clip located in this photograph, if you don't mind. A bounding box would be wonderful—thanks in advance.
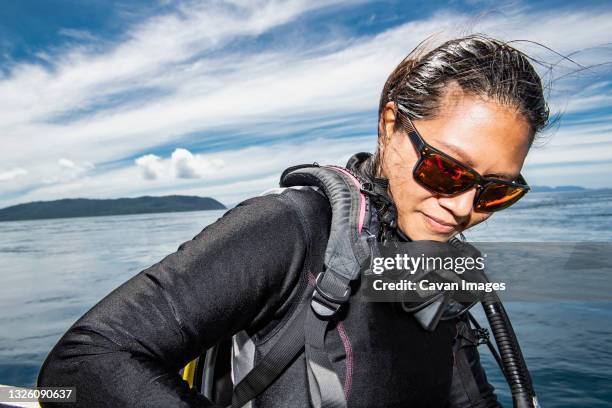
[315,272,351,303]
[311,272,351,317]
[474,328,490,345]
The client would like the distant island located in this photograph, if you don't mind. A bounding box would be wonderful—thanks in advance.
[0,195,226,222]
[531,185,587,193]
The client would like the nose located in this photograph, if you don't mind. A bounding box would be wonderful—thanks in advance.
[437,187,478,219]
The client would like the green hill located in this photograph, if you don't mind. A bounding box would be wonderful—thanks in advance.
[0,195,226,222]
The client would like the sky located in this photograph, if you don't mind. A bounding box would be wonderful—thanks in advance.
[0,0,611,209]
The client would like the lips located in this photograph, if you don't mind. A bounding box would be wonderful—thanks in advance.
[422,213,458,234]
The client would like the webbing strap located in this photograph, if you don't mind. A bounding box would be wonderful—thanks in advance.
[305,310,347,408]
[454,346,483,407]
[229,305,308,408]
[453,321,484,407]
[229,300,348,408]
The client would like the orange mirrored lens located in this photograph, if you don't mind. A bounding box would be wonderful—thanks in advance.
[415,153,476,194]
[475,184,526,212]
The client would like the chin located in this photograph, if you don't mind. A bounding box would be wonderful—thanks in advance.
[400,215,456,242]
[400,225,448,242]
[415,232,451,242]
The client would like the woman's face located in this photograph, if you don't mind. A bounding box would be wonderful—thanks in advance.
[378,87,532,241]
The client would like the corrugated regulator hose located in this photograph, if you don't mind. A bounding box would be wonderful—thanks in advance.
[482,291,539,408]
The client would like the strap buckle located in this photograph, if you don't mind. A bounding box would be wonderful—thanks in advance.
[457,322,490,347]
[311,271,351,317]
[474,327,490,345]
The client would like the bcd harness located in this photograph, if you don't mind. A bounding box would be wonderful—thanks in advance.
[182,164,540,408]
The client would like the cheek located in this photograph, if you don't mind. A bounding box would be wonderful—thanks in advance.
[389,174,424,215]
[382,143,432,216]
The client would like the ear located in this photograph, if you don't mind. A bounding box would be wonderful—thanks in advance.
[378,101,398,151]
[376,101,399,178]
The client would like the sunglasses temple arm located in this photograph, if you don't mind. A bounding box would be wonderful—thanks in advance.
[408,130,426,152]
[395,104,426,152]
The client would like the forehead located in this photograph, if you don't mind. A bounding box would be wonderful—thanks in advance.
[414,92,532,180]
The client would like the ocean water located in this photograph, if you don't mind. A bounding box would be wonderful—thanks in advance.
[1,189,611,407]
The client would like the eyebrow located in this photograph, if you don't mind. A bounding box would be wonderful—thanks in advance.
[434,140,516,180]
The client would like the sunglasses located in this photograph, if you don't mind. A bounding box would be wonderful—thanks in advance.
[395,103,530,213]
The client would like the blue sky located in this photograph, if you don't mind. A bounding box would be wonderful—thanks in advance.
[0,0,611,208]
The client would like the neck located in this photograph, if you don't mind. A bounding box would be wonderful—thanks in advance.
[346,152,409,242]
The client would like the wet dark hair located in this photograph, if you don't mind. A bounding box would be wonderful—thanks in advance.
[378,34,550,141]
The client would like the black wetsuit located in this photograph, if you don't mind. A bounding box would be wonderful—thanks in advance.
[38,154,501,408]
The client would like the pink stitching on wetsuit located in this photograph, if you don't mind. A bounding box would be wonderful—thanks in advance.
[336,321,353,399]
[308,271,317,287]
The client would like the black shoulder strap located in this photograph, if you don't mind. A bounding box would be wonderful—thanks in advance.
[228,165,375,408]
[283,165,372,408]
[452,319,484,405]
[230,302,309,408]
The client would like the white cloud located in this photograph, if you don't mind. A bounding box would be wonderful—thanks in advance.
[0,168,28,182]
[171,148,224,179]
[59,158,94,172]
[135,154,164,180]
[58,158,76,169]
[134,148,225,180]
[42,158,96,184]
[57,28,98,42]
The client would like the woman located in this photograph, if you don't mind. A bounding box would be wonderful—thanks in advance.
[38,35,549,407]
